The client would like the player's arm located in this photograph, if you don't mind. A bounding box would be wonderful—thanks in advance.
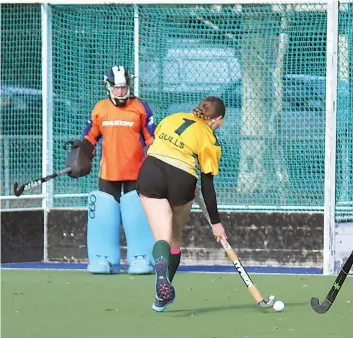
[198,133,222,225]
[65,104,101,178]
[198,136,227,241]
[81,101,103,145]
[139,100,156,152]
[200,173,220,224]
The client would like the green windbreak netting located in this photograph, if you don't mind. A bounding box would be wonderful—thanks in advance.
[1,3,352,212]
[137,4,328,210]
[50,5,135,207]
[1,4,42,209]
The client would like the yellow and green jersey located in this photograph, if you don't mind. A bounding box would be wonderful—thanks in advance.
[147,112,221,178]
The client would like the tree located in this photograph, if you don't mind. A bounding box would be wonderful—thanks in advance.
[236,5,290,196]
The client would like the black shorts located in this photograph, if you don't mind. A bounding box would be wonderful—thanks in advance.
[136,156,197,206]
[99,179,136,202]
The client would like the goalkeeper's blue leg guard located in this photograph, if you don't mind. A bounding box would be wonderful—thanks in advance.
[120,190,155,275]
[87,191,121,274]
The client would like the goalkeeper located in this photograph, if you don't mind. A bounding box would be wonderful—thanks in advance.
[65,65,156,275]
[136,96,228,312]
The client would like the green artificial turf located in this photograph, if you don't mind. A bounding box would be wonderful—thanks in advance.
[2,270,352,338]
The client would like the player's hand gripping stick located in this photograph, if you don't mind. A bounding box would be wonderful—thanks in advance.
[194,187,276,309]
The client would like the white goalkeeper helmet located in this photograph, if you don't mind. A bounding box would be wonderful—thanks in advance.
[104,66,131,107]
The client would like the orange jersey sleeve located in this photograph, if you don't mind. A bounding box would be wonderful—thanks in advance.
[83,101,103,146]
[139,99,155,146]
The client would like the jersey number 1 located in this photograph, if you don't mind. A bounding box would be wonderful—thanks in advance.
[174,118,195,136]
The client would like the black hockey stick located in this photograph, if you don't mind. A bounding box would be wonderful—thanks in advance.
[311,250,353,314]
[13,167,72,197]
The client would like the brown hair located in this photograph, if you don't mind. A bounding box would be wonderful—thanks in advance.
[192,96,225,121]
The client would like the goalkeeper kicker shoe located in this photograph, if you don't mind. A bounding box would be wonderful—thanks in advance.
[128,255,154,275]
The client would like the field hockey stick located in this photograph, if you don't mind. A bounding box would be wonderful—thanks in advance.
[194,187,276,309]
[311,250,353,314]
[13,167,72,197]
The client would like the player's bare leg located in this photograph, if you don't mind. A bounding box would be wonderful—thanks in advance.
[169,200,193,281]
[139,195,173,243]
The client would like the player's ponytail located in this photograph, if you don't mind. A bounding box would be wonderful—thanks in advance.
[193,96,226,121]
[192,108,211,121]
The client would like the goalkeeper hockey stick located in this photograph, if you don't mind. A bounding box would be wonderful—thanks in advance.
[13,167,72,197]
[311,250,353,314]
[194,187,275,309]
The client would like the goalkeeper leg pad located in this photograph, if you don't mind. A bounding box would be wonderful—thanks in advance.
[87,190,121,274]
[120,190,155,275]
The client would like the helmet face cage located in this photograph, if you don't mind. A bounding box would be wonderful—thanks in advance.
[104,66,131,106]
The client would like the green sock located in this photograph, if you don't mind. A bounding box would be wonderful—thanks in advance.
[168,252,181,282]
[152,240,171,264]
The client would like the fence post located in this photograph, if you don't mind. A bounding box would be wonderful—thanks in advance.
[324,0,339,275]
[134,4,139,97]
[41,3,54,262]
[4,138,10,209]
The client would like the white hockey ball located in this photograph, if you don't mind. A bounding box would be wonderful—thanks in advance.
[273,300,285,312]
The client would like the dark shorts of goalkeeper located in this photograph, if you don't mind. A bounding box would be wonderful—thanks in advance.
[137,155,197,207]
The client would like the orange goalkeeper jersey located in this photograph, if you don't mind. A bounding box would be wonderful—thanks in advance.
[82,97,155,181]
